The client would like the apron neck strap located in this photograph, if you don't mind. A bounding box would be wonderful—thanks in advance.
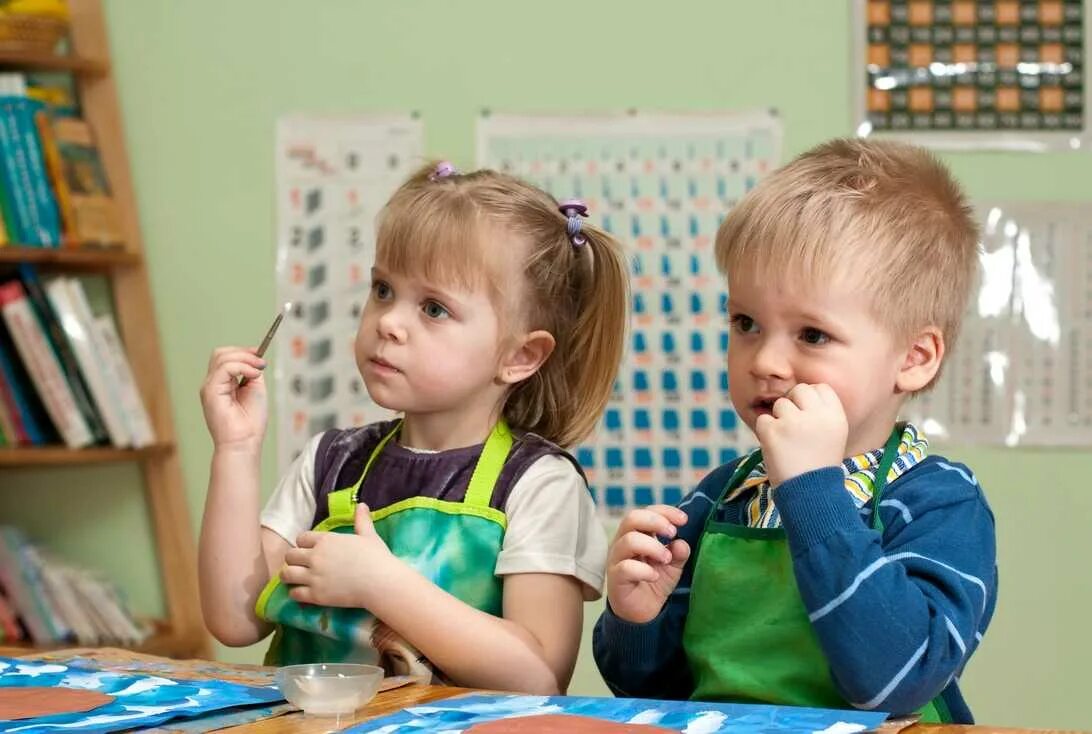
[341,419,514,513]
[869,423,905,532]
[708,423,906,533]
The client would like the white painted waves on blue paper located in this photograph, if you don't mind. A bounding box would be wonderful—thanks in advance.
[347,694,887,734]
[0,658,282,733]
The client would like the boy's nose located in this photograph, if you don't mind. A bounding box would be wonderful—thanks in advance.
[749,338,792,382]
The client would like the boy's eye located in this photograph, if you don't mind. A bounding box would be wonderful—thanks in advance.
[730,314,758,334]
[800,327,830,345]
[423,301,450,320]
[372,281,393,300]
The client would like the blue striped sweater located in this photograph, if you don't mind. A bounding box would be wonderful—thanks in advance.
[593,455,998,723]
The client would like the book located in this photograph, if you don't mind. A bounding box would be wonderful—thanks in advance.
[34,108,76,246]
[12,98,62,246]
[0,526,55,643]
[94,312,155,447]
[0,96,60,246]
[0,316,57,445]
[38,559,98,645]
[20,541,73,642]
[45,277,130,447]
[0,589,23,641]
[0,97,36,245]
[16,264,108,444]
[0,280,92,448]
[0,373,16,445]
[52,117,123,247]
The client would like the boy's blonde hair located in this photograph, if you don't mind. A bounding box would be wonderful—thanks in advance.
[715,138,979,386]
[375,163,628,447]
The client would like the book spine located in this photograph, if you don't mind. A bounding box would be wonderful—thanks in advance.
[0,99,47,245]
[0,368,19,444]
[0,281,92,448]
[15,100,61,247]
[17,264,108,444]
[46,278,130,447]
[0,99,32,244]
[0,527,54,642]
[34,109,77,247]
[0,318,55,445]
[95,314,156,447]
[20,543,72,642]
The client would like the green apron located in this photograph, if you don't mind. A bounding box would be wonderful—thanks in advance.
[681,427,950,722]
[255,421,513,680]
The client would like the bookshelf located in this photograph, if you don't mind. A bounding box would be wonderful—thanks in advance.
[0,0,207,658]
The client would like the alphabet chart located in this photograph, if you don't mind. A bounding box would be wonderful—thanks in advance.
[478,111,782,514]
[274,115,421,473]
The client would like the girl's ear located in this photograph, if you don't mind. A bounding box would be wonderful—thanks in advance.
[498,330,556,385]
[896,326,944,394]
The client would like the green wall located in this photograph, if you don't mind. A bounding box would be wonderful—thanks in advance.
[0,1,1088,728]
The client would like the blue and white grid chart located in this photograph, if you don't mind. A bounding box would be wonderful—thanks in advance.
[479,112,783,514]
[274,115,423,475]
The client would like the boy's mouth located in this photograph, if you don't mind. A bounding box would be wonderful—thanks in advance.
[751,396,779,416]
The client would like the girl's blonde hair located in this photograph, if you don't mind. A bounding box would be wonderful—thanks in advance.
[374,162,628,447]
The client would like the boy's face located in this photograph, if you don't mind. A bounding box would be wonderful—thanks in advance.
[726,269,909,458]
[355,263,506,418]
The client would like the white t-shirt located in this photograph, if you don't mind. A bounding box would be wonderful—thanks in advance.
[261,433,607,600]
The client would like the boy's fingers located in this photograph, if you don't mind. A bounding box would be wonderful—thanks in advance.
[609,531,673,566]
[814,383,842,409]
[616,507,683,539]
[771,396,799,419]
[786,383,820,410]
[646,504,688,526]
[667,539,691,568]
[611,558,659,585]
[754,413,775,440]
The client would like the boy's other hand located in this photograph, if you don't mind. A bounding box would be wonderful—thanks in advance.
[606,505,690,624]
[755,383,847,487]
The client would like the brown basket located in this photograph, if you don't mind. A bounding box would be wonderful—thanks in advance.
[0,13,68,53]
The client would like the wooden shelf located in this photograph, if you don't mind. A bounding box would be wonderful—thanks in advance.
[0,49,108,75]
[0,626,200,660]
[0,246,139,270]
[0,442,173,467]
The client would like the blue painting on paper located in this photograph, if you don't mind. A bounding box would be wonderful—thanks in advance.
[0,657,283,733]
[348,694,889,734]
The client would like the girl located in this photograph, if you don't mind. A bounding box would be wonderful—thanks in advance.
[198,161,628,695]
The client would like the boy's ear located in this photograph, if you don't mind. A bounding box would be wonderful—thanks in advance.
[896,326,945,393]
[498,330,556,386]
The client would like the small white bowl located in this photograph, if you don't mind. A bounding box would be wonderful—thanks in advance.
[274,663,384,717]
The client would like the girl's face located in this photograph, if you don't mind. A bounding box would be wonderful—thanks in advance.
[355,263,509,422]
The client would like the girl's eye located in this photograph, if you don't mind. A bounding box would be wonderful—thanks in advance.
[730,314,758,334]
[423,301,450,320]
[373,281,392,300]
[801,327,830,345]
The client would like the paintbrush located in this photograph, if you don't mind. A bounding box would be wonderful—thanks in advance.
[239,302,290,387]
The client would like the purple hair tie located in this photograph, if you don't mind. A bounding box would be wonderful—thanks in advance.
[559,198,589,247]
[429,161,457,181]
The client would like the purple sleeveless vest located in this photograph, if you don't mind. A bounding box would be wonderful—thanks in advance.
[309,420,586,527]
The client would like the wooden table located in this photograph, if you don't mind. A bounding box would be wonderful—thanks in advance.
[1,647,1080,733]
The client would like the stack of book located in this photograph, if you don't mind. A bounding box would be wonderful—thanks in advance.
[0,525,150,646]
[0,70,123,248]
[0,263,154,449]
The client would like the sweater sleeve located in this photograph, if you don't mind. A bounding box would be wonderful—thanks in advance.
[774,458,997,716]
[592,462,738,699]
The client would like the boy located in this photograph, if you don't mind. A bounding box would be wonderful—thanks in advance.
[594,139,997,724]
